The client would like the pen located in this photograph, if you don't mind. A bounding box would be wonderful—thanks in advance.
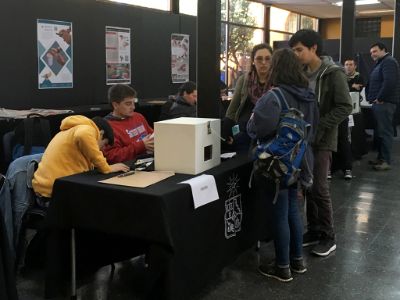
[117,170,135,178]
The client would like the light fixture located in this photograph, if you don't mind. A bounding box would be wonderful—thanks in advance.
[334,0,380,6]
[358,9,394,14]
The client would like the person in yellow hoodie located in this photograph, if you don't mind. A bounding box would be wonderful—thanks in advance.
[32,115,129,198]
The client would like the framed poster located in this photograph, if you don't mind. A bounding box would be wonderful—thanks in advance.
[106,26,131,85]
[171,34,189,83]
[37,19,73,89]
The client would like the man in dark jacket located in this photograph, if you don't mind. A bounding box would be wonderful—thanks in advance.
[366,42,400,171]
[159,81,197,120]
[289,29,352,257]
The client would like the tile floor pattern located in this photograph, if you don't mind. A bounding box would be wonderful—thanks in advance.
[17,136,400,300]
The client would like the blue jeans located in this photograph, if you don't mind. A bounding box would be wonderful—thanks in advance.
[268,185,303,267]
[372,102,396,164]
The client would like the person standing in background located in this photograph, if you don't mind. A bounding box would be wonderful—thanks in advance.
[366,42,400,171]
[223,44,273,152]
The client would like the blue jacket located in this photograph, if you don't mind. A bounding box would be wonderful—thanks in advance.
[0,153,42,257]
[366,53,400,104]
[247,85,319,187]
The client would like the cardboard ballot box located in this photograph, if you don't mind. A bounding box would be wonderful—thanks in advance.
[154,117,221,175]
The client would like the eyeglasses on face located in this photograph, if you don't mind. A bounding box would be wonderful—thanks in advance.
[254,56,271,63]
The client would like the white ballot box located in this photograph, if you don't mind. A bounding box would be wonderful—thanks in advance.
[154,117,221,175]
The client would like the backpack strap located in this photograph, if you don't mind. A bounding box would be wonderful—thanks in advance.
[271,88,290,113]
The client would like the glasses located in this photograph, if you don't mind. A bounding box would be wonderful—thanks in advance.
[254,56,271,63]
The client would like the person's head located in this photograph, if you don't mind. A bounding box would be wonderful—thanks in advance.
[108,84,137,118]
[268,48,309,88]
[370,42,388,61]
[92,116,114,150]
[250,43,273,78]
[344,59,357,75]
[289,29,322,66]
[178,81,197,105]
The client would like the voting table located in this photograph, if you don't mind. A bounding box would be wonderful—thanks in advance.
[44,154,271,299]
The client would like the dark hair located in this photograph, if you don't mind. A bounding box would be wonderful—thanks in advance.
[249,43,273,74]
[370,42,387,52]
[344,58,357,64]
[178,81,197,96]
[92,116,114,146]
[289,29,323,56]
[268,48,309,88]
[108,84,137,105]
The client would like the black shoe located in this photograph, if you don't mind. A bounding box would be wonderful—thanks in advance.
[343,170,352,180]
[311,238,336,257]
[290,259,307,274]
[302,231,320,247]
[258,264,293,282]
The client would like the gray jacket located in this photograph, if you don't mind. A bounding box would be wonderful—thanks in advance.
[0,153,42,257]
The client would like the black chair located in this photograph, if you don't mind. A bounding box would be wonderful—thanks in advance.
[2,131,15,168]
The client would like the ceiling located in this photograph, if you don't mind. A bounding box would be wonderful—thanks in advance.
[259,0,395,18]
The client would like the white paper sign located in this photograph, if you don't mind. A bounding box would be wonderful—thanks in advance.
[180,174,219,209]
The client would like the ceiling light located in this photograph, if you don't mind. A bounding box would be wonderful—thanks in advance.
[334,0,380,6]
[358,9,394,14]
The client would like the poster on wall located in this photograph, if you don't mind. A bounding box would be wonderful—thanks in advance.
[37,19,73,89]
[171,34,189,83]
[106,26,131,85]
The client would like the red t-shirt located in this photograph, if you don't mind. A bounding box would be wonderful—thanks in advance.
[103,112,153,163]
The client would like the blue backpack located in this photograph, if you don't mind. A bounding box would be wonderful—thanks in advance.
[252,88,310,202]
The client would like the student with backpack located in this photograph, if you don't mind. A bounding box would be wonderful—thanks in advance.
[247,48,319,282]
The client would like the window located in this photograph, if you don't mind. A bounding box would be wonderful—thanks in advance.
[179,0,197,16]
[104,0,170,11]
[356,17,380,38]
[270,7,298,33]
[269,7,318,50]
[300,15,318,31]
[221,0,266,88]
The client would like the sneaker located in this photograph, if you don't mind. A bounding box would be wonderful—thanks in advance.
[368,159,383,165]
[302,231,321,247]
[258,264,293,282]
[327,170,332,180]
[290,259,307,274]
[373,161,391,171]
[311,238,336,257]
[343,170,352,180]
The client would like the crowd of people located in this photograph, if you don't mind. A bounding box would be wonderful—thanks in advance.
[3,29,399,286]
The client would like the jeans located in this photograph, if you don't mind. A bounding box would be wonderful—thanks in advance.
[306,150,335,240]
[372,102,396,164]
[267,185,303,267]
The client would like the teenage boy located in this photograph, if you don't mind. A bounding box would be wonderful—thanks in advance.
[103,84,154,163]
[32,116,129,198]
[289,29,353,257]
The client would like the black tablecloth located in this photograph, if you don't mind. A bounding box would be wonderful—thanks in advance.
[44,155,271,299]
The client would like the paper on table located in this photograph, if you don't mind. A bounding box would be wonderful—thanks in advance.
[99,171,174,188]
[221,152,236,159]
[179,174,219,209]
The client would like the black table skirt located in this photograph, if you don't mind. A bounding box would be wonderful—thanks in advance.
[44,155,271,299]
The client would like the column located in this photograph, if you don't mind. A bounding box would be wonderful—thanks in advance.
[197,0,221,118]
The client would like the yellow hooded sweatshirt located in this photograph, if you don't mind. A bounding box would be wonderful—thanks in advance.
[32,115,111,198]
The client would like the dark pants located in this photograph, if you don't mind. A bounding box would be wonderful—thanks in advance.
[306,150,335,240]
[336,117,352,171]
[372,102,396,164]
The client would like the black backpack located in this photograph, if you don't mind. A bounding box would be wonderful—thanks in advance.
[13,113,51,159]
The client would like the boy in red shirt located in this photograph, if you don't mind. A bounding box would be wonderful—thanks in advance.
[103,84,154,163]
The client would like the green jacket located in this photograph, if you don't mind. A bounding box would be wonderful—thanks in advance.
[313,58,353,151]
[225,74,249,122]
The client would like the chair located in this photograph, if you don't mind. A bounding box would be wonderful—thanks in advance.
[2,130,15,167]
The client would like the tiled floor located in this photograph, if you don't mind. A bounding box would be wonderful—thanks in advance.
[17,136,400,300]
